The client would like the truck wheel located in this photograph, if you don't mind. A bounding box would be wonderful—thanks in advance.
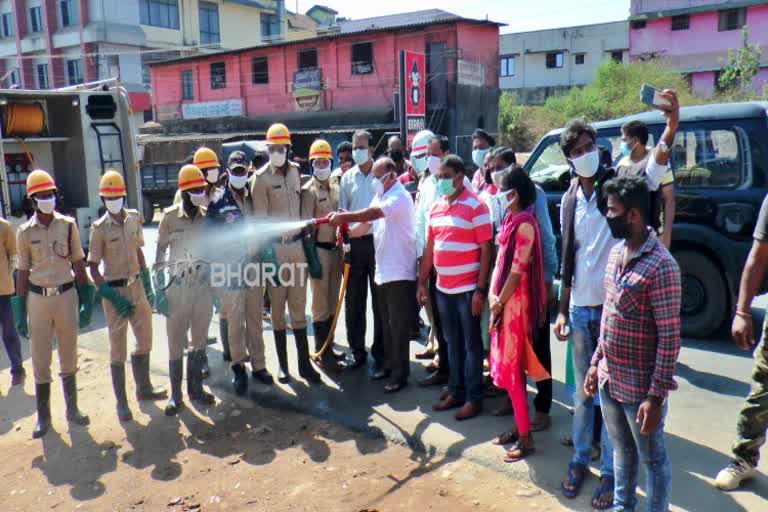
[142,196,154,225]
[674,250,727,338]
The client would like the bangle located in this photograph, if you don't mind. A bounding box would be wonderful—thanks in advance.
[736,310,752,319]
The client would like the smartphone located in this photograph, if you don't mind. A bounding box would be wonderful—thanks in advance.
[640,84,671,108]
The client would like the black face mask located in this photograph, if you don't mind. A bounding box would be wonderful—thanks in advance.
[607,211,632,239]
[388,149,404,163]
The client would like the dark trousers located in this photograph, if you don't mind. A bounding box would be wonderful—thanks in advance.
[344,236,383,364]
[533,314,552,414]
[0,295,23,375]
[436,289,483,404]
[428,272,450,375]
[377,280,417,383]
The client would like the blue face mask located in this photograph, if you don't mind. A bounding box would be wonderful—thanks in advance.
[352,148,370,166]
[437,177,456,196]
[619,140,634,157]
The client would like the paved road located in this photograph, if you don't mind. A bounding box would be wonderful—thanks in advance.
[3,224,767,511]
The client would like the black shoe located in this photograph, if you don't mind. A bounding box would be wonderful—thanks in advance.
[231,364,248,396]
[33,383,51,439]
[11,368,26,386]
[372,369,392,381]
[418,371,450,387]
[187,351,215,405]
[251,368,274,385]
[273,330,291,383]
[295,328,322,383]
[62,375,90,426]
[165,359,184,416]
[342,353,366,370]
[384,381,407,393]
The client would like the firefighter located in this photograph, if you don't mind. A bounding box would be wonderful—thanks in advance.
[87,171,167,421]
[301,140,343,373]
[154,165,216,415]
[12,170,94,438]
[250,123,321,384]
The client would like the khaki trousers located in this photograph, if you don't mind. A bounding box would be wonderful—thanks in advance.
[103,279,153,363]
[223,287,266,369]
[309,247,342,322]
[166,285,213,360]
[28,287,78,384]
[269,242,308,331]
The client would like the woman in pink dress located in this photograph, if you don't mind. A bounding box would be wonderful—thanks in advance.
[489,166,550,462]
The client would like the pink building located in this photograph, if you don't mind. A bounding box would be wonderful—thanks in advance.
[630,0,768,97]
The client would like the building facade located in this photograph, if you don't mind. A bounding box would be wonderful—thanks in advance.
[630,0,768,97]
[499,21,629,105]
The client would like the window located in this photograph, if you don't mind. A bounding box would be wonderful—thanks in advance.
[719,8,746,32]
[671,14,689,31]
[546,52,563,69]
[298,49,317,70]
[260,13,280,42]
[210,61,226,89]
[107,55,120,79]
[142,64,151,85]
[8,68,19,87]
[631,20,646,29]
[60,0,77,27]
[671,128,743,188]
[252,56,268,84]
[1,13,13,38]
[351,42,373,75]
[36,63,48,89]
[529,140,570,193]
[181,70,193,100]
[199,1,220,46]
[29,6,42,33]
[500,56,515,77]
[139,0,180,30]
[66,59,82,85]
[611,51,623,63]
[574,53,585,65]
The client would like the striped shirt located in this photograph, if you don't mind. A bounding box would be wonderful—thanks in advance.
[427,187,492,294]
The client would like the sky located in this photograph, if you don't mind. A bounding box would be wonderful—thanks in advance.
[292,0,631,33]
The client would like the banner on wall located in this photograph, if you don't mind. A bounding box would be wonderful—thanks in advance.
[292,68,324,112]
[399,50,426,148]
[182,99,244,119]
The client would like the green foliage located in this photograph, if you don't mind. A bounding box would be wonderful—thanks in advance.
[718,26,762,92]
[498,92,535,152]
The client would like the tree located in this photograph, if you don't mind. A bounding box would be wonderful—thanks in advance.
[718,26,762,92]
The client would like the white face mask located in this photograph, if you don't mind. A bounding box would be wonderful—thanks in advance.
[313,165,332,181]
[188,191,209,207]
[472,148,489,167]
[229,174,248,190]
[269,149,287,167]
[497,191,515,211]
[205,168,219,184]
[570,150,600,178]
[412,156,428,173]
[352,148,370,166]
[105,197,124,215]
[491,169,506,188]
[372,177,384,196]
[427,155,441,175]
[35,197,55,214]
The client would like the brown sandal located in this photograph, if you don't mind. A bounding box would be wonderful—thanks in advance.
[504,435,535,463]
[492,429,519,445]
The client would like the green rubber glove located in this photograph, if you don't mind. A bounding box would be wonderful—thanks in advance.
[302,238,323,280]
[98,283,134,319]
[260,243,280,287]
[154,272,169,317]
[140,267,154,307]
[10,296,28,338]
[77,283,96,329]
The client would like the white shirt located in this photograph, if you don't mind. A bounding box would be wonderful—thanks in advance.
[414,174,473,258]
[370,181,417,285]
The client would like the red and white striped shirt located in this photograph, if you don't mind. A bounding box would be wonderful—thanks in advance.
[427,187,492,294]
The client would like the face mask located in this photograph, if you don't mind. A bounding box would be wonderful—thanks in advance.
[619,141,631,157]
[188,191,209,207]
[229,174,248,190]
[372,177,384,196]
[491,169,506,188]
[437,177,456,196]
[35,197,55,214]
[496,191,516,211]
[427,155,441,176]
[570,149,600,178]
[389,149,404,163]
[269,150,287,167]
[607,212,632,239]
[412,156,428,173]
[205,168,219,184]
[352,148,370,166]
[313,165,332,181]
[472,148,489,167]
[105,197,124,215]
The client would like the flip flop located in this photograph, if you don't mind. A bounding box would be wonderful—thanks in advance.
[504,438,535,463]
[591,476,614,510]
[492,429,519,445]
[561,462,588,499]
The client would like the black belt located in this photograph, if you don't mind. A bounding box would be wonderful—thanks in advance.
[29,282,74,297]
[316,242,337,250]
[107,274,140,288]
[350,234,373,242]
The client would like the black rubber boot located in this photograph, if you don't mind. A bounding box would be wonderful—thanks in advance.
[220,319,231,362]
[187,350,215,405]
[62,375,90,426]
[295,328,322,383]
[131,353,167,400]
[231,363,248,396]
[274,330,291,383]
[165,359,184,416]
[201,350,210,380]
[110,363,133,422]
[313,320,340,372]
[32,383,51,439]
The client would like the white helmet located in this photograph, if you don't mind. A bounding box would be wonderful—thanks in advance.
[410,129,434,159]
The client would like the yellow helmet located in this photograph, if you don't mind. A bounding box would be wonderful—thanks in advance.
[26,169,57,196]
[192,147,220,170]
[178,164,206,191]
[309,139,332,161]
[266,123,291,145]
[98,170,126,198]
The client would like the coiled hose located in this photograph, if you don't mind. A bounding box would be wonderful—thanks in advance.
[2,102,45,137]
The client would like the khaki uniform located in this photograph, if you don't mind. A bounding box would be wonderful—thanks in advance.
[0,218,16,295]
[250,161,307,331]
[154,203,212,361]
[300,177,342,322]
[17,212,85,384]
[87,209,153,363]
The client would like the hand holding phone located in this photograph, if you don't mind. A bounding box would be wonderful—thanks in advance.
[640,84,671,108]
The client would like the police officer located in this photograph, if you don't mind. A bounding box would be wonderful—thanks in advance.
[251,123,321,384]
[12,170,94,438]
[155,165,215,415]
[88,171,166,421]
[301,140,343,373]
[207,151,273,396]
[0,214,24,391]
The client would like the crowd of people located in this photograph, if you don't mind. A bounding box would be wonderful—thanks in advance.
[3,87,768,511]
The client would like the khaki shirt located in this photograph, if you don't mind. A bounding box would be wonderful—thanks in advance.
[0,218,16,295]
[301,177,339,244]
[154,203,207,274]
[17,211,85,287]
[250,161,302,221]
[87,209,145,281]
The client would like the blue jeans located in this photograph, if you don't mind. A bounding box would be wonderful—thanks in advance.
[570,305,614,477]
[436,289,484,404]
[600,384,671,512]
[0,295,23,375]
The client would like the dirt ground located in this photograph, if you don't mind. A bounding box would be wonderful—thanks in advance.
[0,348,563,512]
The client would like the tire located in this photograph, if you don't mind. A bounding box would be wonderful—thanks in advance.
[673,250,727,338]
[142,195,155,225]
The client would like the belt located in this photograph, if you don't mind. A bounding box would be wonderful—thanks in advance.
[107,273,140,288]
[316,242,337,251]
[29,281,75,297]
[350,234,373,242]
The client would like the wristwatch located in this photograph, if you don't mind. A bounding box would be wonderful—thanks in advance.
[657,141,670,154]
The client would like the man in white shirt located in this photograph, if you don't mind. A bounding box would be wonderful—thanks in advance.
[329,157,417,393]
